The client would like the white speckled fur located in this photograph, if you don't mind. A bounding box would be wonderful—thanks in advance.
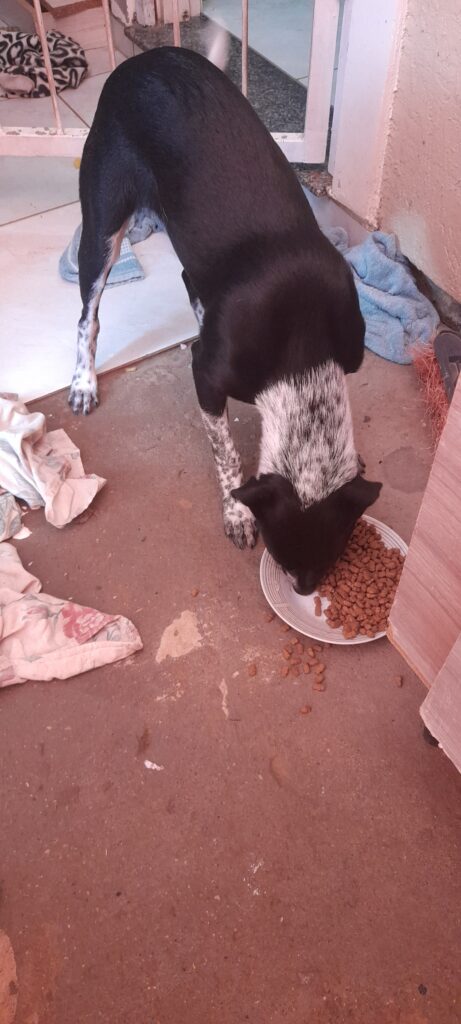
[201,408,257,548]
[256,360,358,507]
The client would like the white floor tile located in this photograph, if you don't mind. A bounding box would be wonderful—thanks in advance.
[60,70,109,126]
[85,47,126,78]
[0,91,85,225]
[0,204,197,403]
[0,93,84,128]
[0,157,79,226]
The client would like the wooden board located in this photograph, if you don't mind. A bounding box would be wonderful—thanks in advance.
[388,375,461,688]
[42,0,99,18]
[421,633,461,772]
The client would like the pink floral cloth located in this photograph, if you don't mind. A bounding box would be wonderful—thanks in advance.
[0,543,142,687]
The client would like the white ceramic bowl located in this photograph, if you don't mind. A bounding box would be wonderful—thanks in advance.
[259,514,408,645]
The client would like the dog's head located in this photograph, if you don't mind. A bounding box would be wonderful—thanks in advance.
[232,473,382,594]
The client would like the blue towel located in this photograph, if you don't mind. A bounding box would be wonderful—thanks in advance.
[59,223,145,287]
[320,218,439,364]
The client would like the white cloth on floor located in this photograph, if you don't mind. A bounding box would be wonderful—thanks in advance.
[0,493,22,541]
[0,395,105,526]
[0,542,142,687]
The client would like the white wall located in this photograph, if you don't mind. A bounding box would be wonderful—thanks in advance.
[330,0,461,301]
[378,0,461,301]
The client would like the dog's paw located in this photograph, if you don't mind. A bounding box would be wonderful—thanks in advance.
[223,496,258,549]
[68,374,99,415]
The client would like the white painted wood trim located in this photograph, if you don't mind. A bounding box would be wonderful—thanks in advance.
[272,132,305,162]
[272,128,332,166]
[273,0,339,165]
[300,0,339,163]
[328,0,408,226]
[101,0,117,69]
[241,0,248,97]
[31,0,63,133]
[0,126,88,157]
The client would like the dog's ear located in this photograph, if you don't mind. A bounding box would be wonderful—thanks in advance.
[340,474,382,516]
[232,474,295,517]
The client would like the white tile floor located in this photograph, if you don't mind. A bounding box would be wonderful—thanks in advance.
[204,0,314,80]
[0,46,197,403]
[0,204,197,402]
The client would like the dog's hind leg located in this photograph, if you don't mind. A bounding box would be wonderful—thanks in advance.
[68,218,128,414]
[182,270,205,330]
[191,344,257,550]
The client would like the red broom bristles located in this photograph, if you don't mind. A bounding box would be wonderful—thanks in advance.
[411,344,449,444]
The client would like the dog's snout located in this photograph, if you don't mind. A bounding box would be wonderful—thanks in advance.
[292,571,318,596]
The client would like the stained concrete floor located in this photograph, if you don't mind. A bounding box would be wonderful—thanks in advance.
[1,346,461,1024]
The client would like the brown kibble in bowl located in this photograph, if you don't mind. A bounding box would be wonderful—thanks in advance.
[247,663,257,677]
[282,649,291,661]
[313,679,325,692]
[191,587,199,597]
[393,674,404,687]
[318,519,405,640]
[314,596,322,617]
[314,662,325,674]
[299,704,312,715]
[302,663,311,675]
[282,624,291,632]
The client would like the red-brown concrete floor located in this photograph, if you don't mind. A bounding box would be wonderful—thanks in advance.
[1,347,461,1024]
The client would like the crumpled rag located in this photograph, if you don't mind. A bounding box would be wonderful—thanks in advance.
[0,542,142,687]
[0,395,105,527]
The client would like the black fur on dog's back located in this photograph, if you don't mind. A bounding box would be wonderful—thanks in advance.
[80,46,364,408]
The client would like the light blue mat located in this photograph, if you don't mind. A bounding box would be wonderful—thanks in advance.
[59,223,144,287]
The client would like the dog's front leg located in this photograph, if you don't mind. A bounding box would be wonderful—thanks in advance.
[200,407,257,549]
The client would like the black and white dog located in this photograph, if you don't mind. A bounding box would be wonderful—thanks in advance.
[69,37,381,594]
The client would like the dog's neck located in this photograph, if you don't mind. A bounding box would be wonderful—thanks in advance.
[256,360,358,507]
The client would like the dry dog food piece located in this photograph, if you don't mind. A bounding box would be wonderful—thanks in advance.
[313,677,325,691]
[302,663,311,675]
[282,649,291,661]
[247,663,257,677]
[394,674,404,687]
[294,641,304,655]
[314,596,322,617]
[282,624,291,632]
[281,665,290,678]
[299,704,312,715]
[313,643,323,652]
[191,587,200,597]
[318,519,405,639]
[314,662,325,674]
